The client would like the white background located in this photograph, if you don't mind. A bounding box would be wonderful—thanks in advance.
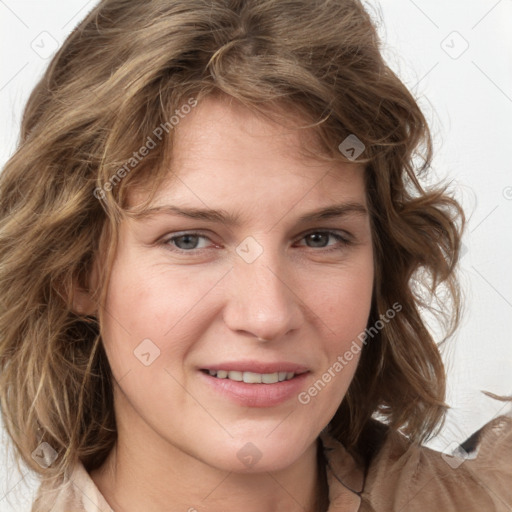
[1,0,511,510]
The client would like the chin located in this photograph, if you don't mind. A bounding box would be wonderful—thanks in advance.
[203,432,315,474]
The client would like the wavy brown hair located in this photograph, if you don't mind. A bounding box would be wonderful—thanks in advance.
[1,0,466,496]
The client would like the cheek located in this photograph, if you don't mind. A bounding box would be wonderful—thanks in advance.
[300,254,373,408]
[315,252,374,339]
[321,277,372,330]
[99,253,227,377]
[297,279,370,419]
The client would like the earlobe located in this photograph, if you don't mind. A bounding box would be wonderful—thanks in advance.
[72,285,98,316]
[70,262,100,317]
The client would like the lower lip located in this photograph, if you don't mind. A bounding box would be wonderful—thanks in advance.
[199,371,309,408]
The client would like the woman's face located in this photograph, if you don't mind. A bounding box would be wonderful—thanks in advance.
[97,95,374,473]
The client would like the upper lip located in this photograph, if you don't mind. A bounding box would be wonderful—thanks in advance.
[200,361,309,374]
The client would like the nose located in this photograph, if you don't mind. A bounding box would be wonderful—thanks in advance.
[222,250,304,342]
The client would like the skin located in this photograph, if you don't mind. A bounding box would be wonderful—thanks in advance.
[80,95,374,512]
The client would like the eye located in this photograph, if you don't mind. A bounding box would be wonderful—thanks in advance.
[164,232,214,251]
[296,231,352,251]
[161,230,353,254]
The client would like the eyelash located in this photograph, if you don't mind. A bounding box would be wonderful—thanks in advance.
[162,230,353,254]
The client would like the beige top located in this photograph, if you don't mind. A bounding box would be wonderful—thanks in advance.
[32,415,512,512]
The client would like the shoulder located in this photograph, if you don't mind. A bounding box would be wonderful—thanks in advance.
[31,462,113,512]
[360,415,512,511]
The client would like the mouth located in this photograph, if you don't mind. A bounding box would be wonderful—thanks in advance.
[200,369,300,384]
[199,365,310,407]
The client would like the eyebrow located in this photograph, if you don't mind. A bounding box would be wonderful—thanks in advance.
[130,202,368,225]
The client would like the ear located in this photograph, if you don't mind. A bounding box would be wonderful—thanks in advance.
[70,263,100,317]
[72,285,98,316]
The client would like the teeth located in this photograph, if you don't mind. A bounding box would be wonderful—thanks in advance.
[206,370,297,383]
[228,371,243,381]
[243,372,262,384]
[262,373,279,384]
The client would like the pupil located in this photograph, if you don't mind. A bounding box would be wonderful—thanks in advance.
[177,235,198,249]
[308,233,328,247]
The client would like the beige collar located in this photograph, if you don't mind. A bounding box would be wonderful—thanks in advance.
[320,430,365,511]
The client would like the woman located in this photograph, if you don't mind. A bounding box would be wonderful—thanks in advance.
[0,1,510,511]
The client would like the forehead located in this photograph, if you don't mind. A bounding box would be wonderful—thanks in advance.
[127,95,366,213]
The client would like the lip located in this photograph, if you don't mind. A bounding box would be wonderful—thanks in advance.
[198,361,310,408]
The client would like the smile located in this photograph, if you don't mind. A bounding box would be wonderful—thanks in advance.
[200,368,310,407]
[204,370,296,383]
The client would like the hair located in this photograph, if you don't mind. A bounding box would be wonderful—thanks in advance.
[0,0,470,494]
